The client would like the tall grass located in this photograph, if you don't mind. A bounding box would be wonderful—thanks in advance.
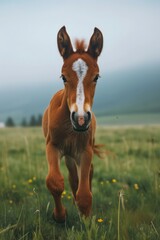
[0,126,160,239]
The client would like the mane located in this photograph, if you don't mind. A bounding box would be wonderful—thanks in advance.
[75,39,86,54]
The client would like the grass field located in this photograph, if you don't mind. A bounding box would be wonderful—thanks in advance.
[0,126,160,240]
[96,113,160,126]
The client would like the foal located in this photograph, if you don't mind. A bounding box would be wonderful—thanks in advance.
[42,26,103,222]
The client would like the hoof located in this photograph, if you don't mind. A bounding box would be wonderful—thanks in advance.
[52,208,67,223]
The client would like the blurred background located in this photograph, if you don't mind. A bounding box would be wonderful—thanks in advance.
[0,0,160,127]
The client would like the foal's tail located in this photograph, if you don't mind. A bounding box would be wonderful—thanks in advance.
[93,144,114,159]
[93,144,106,159]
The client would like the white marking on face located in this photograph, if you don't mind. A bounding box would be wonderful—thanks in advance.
[72,59,88,115]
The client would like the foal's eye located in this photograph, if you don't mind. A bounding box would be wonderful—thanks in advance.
[61,75,67,83]
[93,74,100,83]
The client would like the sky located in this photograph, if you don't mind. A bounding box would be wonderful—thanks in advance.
[0,0,160,88]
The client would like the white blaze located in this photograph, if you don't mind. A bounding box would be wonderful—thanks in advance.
[72,58,88,115]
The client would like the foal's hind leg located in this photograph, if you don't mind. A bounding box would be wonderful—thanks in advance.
[46,142,66,222]
[65,157,78,200]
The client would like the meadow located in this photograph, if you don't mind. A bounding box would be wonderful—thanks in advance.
[0,126,159,240]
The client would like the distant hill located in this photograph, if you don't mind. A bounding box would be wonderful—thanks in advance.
[93,63,160,115]
[0,63,160,124]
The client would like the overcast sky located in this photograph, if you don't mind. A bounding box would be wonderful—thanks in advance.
[0,0,160,88]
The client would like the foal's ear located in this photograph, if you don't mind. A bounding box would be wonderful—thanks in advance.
[87,27,103,59]
[57,26,73,60]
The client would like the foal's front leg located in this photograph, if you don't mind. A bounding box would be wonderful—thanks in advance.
[65,156,78,200]
[46,142,66,222]
[76,147,93,217]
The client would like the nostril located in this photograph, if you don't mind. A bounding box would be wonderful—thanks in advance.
[87,111,91,122]
[71,111,76,122]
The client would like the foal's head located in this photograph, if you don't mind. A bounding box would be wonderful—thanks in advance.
[57,26,103,132]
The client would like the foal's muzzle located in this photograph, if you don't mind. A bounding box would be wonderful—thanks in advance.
[70,111,91,132]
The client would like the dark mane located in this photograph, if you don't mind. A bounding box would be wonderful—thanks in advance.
[75,40,86,53]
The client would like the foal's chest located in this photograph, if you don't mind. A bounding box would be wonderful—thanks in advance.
[52,128,89,158]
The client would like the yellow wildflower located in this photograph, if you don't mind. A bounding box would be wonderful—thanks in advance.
[12,184,16,189]
[97,218,103,223]
[28,179,33,184]
[134,183,139,190]
[100,181,104,185]
[62,190,66,195]
[112,179,117,183]
[67,195,71,200]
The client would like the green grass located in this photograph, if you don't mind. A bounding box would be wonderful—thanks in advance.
[97,113,160,125]
[0,126,160,240]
